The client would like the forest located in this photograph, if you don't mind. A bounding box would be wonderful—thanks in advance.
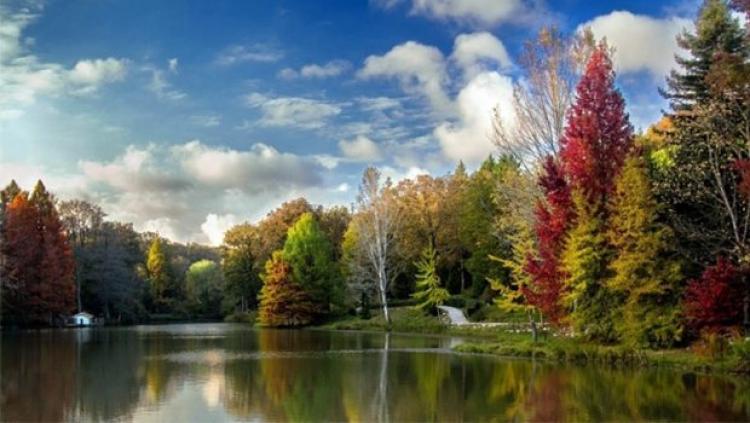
[1,0,749,353]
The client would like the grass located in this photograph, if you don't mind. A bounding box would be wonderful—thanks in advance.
[318,305,750,375]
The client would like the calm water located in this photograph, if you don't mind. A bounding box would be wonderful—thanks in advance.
[1,323,749,422]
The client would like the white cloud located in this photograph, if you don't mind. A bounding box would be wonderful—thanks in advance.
[435,71,515,163]
[147,67,187,101]
[201,213,239,246]
[359,33,517,164]
[68,58,128,93]
[375,0,537,27]
[451,32,511,79]
[0,6,129,119]
[142,217,180,241]
[278,60,351,79]
[168,58,178,73]
[579,11,691,76]
[356,96,402,111]
[244,92,342,129]
[79,145,190,193]
[190,114,221,127]
[173,140,324,192]
[338,135,383,162]
[215,44,283,66]
[359,41,452,115]
[381,165,430,183]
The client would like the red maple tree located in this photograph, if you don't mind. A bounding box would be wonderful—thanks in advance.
[524,157,573,323]
[683,257,743,333]
[559,44,633,204]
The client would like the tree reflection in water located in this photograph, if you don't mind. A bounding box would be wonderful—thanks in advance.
[1,324,749,422]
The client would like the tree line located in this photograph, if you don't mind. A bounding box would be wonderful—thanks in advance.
[1,0,748,352]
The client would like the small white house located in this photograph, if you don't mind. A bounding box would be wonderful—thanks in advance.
[72,312,94,326]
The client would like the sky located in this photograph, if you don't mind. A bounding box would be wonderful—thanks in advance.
[0,0,728,245]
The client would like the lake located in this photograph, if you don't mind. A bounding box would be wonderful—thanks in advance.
[1,323,748,422]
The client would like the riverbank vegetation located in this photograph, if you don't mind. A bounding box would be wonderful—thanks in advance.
[1,0,749,372]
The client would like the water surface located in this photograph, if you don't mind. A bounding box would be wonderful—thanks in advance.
[1,323,748,422]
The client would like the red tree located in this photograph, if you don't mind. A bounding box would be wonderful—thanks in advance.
[559,44,633,204]
[2,193,43,321]
[683,257,743,333]
[524,157,573,323]
[2,181,76,325]
[31,181,76,322]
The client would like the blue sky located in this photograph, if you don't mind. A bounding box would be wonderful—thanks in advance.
[0,0,717,244]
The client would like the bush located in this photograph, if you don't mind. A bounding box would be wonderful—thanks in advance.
[224,311,257,324]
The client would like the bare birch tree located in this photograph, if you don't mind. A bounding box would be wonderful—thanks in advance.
[492,26,595,170]
[354,167,400,325]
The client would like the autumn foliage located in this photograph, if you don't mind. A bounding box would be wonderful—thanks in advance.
[524,158,572,323]
[683,258,743,333]
[1,181,75,325]
[258,252,316,327]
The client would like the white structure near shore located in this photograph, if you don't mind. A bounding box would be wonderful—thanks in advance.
[71,312,94,326]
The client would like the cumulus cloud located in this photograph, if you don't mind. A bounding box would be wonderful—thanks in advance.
[278,60,351,79]
[173,140,324,192]
[244,92,342,129]
[338,135,383,162]
[451,32,511,79]
[68,58,128,93]
[0,5,128,119]
[579,11,691,77]
[215,44,283,66]
[435,71,515,163]
[79,145,191,193]
[359,32,516,164]
[359,41,452,115]
[201,213,239,246]
[375,0,540,27]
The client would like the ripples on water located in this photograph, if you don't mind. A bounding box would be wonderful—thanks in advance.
[1,323,748,422]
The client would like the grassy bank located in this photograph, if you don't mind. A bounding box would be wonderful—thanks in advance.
[319,306,750,375]
[455,335,750,375]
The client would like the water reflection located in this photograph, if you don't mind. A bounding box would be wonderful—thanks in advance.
[1,323,749,422]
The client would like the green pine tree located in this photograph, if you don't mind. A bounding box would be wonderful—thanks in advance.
[608,155,684,347]
[412,244,450,313]
[663,0,748,111]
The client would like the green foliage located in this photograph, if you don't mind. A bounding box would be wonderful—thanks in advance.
[222,224,262,314]
[607,155,683,347]
[146,237,172,312]
[258,251,316,327]
[185,259,223,317]
[412,244,450,312]
[281,212,343,313]
[459,156,517,296]
[561,190,614,341]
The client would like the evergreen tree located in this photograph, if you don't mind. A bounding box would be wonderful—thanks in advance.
[607,155,683,347]
[258,251,316,327]
[663,0,748,111]
[560,190,613,341]
[146,237,171,312]
[412,244,449,313]
[281,212,342,313]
